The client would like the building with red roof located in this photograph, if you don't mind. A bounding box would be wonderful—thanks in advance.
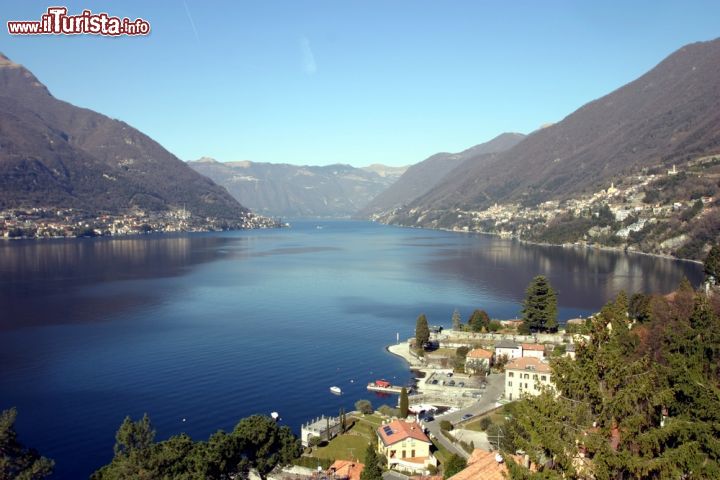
[376,419,437,474]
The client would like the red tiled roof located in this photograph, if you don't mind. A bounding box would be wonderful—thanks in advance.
[329,460,364,480]
[377,420,431,446]
[506,356,551,374]
[521,343,545,351]
[448,449,508,480]
[466,348,493,359]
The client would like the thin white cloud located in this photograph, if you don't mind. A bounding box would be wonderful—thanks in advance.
[183,1,200,41]
[300,36,317,75]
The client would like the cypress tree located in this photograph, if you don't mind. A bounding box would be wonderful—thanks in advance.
[451,308,462,331]
[415,314,430,351]
[399,387,409,418]
[468,309,490,332]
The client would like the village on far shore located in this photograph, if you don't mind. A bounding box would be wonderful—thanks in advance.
[274,292,587,480]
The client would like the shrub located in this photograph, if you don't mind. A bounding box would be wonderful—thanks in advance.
[440,420,453,431]
[478,417,492,431]
[355,399,373,415]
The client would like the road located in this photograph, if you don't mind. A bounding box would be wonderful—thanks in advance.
[422,372,505,459]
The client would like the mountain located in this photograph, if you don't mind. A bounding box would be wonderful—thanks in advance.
[360,164,409,180]
[187,158,400,218]
[359,132,525,216]
[402,38,720,213]
[0,53,249,223]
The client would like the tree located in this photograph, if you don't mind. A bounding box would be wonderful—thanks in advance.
[443,454,466,479]
[628,292,652,323]
[521,275,558,333]
[0,408,54,480]
[355,399,373,415]
[93,414,301,480]
[399,388,409,418]
[704,243,720,283]
[468,309,490,332]
[451,309,462,331]
[339,408,346,433]
[360,443,383,480]
[415,314,430,351]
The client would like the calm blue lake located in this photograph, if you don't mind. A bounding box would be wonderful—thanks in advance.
[0,221,702,479]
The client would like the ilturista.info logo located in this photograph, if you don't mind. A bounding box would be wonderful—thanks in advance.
[7,6,150,36]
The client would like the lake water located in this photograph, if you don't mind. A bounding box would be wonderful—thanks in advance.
[0,220,702,479]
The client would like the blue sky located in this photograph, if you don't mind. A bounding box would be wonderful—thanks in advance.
[1,1,719,167]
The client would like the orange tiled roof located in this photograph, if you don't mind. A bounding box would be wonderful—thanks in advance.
[329,460,364,480]
[506,356,551,374]
[448,449,509,480]
[377,419,431,446]
[521,343,545,351]
[466,348,493,359]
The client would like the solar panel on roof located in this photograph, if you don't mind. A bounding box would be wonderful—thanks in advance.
[383,426,394,435]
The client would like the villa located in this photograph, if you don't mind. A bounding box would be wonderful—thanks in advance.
[377,419,437,474]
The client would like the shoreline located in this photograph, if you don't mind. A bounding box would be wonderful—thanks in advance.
[373,220,703,266]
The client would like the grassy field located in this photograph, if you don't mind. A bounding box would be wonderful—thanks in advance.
[464,408,507,432]
[311,413,384,461]
[431,437,452,465]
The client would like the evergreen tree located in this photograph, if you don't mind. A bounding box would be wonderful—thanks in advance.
[0,408,54,480]
[704,243,720,283]
[399,387,409,418]
[360,443,383,480]
[468,309,490,332]
[521,275,558,333]
[451,308,462,331]
[415,314,430,351]
[443,454,467,479]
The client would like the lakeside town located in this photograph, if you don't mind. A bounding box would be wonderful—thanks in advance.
[0,207,283,239]
[372,155,720,260]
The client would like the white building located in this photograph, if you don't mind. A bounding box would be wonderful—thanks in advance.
[520,343,545,359]
[505,357,553,401]
[495,339,522,362]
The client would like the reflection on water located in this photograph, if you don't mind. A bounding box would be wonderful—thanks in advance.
[426,235,702,311]
[0,221,704,480]
[0,235,243,330]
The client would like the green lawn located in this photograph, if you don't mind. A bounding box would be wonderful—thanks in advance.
[464,409,507,432]
[350,412,385,428]
[431,437,452,465]
[312,433,372,461]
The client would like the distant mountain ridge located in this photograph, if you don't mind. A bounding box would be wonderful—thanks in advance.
[188,158,403,218]
[359,132,525,216]
[397,38,720,214]
[0,53,249,222]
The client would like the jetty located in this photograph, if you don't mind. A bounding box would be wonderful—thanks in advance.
[367,379,405,394]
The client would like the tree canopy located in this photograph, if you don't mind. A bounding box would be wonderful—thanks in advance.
[521,275,558,333]
[504,286,720,479]
[704,243,720,283]
[415,313,430,350]
[360,443,383,480]
[468,309,491,332]
[91,414,301,480]
[0,408,54,480]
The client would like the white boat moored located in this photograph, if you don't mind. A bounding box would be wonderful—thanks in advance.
[330,386,342,395]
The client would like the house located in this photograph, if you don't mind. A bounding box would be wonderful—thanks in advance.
[521,343,545,359]
[327,460,364,480]
[565,343,576,360]
[377,419,437,473]
[494,339,522,362]
[465,348,493,374]
[447,449,530,480]
[505,357,553,401]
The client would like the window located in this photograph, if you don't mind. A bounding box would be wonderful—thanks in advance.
[508,381,512,386]
[508,372,514,378]
[541,375,547,381]
[411,449,415,457]
[402,450,406,458]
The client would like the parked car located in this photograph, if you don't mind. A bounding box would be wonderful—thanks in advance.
[458,381,465,387]
[462,413,473,420]
[424,415,435,422]
[446,372,453,377]
[448,380,455,386]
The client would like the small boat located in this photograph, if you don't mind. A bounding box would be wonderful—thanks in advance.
[270,411,279,421]
[330,386,342,395]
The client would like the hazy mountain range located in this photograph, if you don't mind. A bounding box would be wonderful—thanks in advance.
[0,53,248,222]
[379,38,720,218]
[358,132,525,217]
[188,158,407,218]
